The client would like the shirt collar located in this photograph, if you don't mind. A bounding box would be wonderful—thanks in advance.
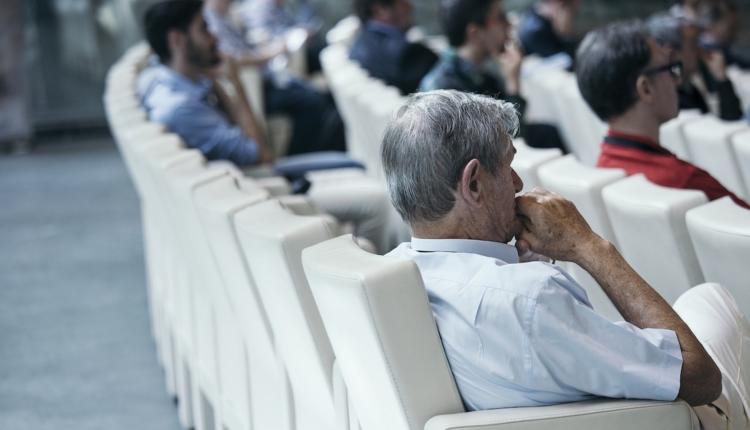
[605,129,672,155]
[410,237,520,264]
[152,64,213,98]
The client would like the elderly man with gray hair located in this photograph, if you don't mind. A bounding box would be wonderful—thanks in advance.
[383,90,749,429]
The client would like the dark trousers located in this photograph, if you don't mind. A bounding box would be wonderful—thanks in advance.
[263,76,345,155]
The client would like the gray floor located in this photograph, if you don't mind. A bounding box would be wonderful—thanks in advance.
[0,136,181,430]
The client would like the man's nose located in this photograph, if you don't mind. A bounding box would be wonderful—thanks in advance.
[512,169,523,193]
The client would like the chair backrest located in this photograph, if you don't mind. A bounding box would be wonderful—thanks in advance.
[602,174,707,303]
[686,197,750,317]
[659,110,703,161]
[537,155,624,244]
[683,117,749,199]
[326,15,361,47]
[235,199,339,430]
[730,129,750,199]
[192,175,295,430]
[302,235,465,430]
[511,139,562,192]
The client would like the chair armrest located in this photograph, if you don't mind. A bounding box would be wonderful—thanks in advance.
[425,400,698,430]
[253,176,291,196]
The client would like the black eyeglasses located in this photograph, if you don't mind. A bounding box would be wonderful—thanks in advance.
[641,61,683,81]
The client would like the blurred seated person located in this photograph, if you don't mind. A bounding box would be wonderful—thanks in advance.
[139,0,393,252]
[204,0,346,155]
[647,10,743,120]
[349,0,438,95]
[419,0,565,151]
[382,90,748,428]
[517,0,579,65]
[698,0,750,69]
[240,0,325,73]
[576,20,749,209]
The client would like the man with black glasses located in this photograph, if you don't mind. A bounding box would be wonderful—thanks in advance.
[576,21,749,209]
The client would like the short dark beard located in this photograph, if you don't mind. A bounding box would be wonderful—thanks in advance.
[186,36,220,70]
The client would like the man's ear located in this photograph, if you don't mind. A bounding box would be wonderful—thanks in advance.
[458,159,482,208]
[635,74,653,103]
[465,22,481,44]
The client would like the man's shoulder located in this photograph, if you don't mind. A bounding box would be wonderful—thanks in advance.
[389,244,576,298]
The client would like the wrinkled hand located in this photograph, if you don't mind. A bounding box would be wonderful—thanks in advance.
[703,50,727,81]
[514,188,597,263]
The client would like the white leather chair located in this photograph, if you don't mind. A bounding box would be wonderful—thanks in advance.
[686,197,750,318]
[511,139,562,192]
[659,110,702,161]
[326,15,361,47]
[235,199,345,430]
[561,78,607,166]
[302,235,698,430]
[193,175,295,430]
[161,157,229,430]
[141,146,206,429]
[602,175,707,304]
[730,129,750,198]
[683,117,749,199]
[537,155,625,320]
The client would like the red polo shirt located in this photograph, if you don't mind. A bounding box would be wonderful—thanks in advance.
[597,130,749,209]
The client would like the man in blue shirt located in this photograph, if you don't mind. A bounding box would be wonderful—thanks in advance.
[138,1,395,253]
[140,0,272,166]
[382,90,748,428]
[349,0,438,94]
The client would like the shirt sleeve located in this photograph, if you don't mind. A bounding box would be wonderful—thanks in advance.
[683,165,750,209]
[165,100,259,167]
[529,267,683,402]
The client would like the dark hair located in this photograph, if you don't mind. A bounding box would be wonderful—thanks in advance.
[144,0,204,63]
[575,20,652,121]
[353,0,396,22]
[441,0,494,47]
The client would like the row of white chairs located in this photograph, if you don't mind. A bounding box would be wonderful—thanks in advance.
[106,38,744,430]
[513,145,750,320]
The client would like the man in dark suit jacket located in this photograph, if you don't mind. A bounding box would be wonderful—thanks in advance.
[349,0,438,95]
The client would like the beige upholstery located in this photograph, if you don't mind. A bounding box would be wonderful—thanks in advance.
[511,139,562,192]
[602,175,706,304]
[659,110,703,161]
[193,176,295,430]
[302,235,697,430]
[730,129,750,198]
[683,117,749,199]
[686,197,750,318]
[235,199,341,430]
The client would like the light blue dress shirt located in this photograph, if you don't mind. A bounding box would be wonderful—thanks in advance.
[387,238,683,411]
[138,65,259,166]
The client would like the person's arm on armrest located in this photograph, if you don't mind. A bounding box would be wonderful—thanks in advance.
[515,189,722,406]
[215,57,274,163]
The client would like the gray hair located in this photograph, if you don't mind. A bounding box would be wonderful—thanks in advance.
[381,90,519,225]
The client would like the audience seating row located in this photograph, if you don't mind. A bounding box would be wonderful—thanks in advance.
[105,32,747,430]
